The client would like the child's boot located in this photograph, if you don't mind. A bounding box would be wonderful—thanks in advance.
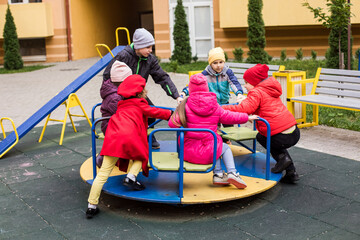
[123,176,146,191]
[213,171,230,185]
[227,172,247,189]
[281,169,300,184]
[151,135,160,149]
[86,203,99,219]
[271,153,292,173]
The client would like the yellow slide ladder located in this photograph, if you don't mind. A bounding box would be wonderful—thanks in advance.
[38,93,92,145]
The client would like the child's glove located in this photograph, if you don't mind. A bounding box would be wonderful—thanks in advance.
[176,97,183,105]
[236,94,246,104]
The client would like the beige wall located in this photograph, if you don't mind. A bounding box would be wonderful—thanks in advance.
[153,0,171,59]
[214,0,359,59]
[43,0,68,62]
[69,0,153,60]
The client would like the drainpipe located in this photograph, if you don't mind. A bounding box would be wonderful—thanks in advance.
[347,0,351,70]
[65,0,72,61]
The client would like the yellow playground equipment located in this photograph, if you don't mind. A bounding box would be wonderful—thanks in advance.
[38,93,92,145]
[0,117,19,158]
[96,27,130,58]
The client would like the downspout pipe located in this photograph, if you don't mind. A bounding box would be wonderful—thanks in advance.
[65,0,72,61]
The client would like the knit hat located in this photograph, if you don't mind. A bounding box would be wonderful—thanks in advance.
[117,74,146,98]
[208,47,225,64]
[133,28,155,49]
[189,73,209,93]
[243,64,269,86]
[110,61,132,83]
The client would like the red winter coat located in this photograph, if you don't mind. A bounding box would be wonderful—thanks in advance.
[100,98,171,177]
[223,77,296,136]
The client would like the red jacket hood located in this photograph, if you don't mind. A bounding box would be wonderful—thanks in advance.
[255,77,282,98]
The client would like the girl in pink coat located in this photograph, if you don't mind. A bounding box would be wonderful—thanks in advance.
[169,73,258,189]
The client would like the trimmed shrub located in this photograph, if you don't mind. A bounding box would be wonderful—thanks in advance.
[233,47,244,62]
[280,49,287,61]
[246,0,269,63]
[295,48,303,60]
[3,4,23,70]
[171,0,192,64]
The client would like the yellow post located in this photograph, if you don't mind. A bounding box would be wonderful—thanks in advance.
[0,117,19,158]
[38,93,92,145]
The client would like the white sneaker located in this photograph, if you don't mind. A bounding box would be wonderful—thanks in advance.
[227,172,247,189]
[213,171,230,185]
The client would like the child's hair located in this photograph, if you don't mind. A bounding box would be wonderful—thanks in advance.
[136,88,148,99]
[171,97,188,128]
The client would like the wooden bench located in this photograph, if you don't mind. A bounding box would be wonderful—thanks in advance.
[287,67,360,128]
[189,63,285,94]
[227,62,285,94]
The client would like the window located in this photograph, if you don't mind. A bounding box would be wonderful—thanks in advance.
[169,0,214,58]
[8,0,42,4]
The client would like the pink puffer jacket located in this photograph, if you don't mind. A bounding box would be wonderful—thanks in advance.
[168,91,249,164]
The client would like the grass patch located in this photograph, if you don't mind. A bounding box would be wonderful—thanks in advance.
[0,64,53,74]
[306,106,360,131]
[160,61,208,74]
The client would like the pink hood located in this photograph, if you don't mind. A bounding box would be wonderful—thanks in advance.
[169,92,249,165]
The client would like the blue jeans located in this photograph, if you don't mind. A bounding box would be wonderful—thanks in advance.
[214,143,237,175]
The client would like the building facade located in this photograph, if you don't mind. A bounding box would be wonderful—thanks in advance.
[0,0,359,63]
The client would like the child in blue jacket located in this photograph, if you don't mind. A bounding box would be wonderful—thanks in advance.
[180,47,244,105]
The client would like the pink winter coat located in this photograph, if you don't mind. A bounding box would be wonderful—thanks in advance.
[168,91,249,165]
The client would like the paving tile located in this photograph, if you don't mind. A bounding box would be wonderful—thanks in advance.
[42,208,157,240]
[0,208,49,238]
[133,217,259,240]
[22,189,87,216]
[0,181,11,196]
[2,227,65,240]
[315,201,360,235]
[0,192,28,213]
[0,153,35,171]
[334,183,360,202]
[0,164,55,184]
[291,147,360,174]
[300,168,360,193]
[311,227,360,240]
[260,184,352,216]
[234,207,333,240]
[35,149,87,169]
[8,175,78,199]
[53,164,82,181]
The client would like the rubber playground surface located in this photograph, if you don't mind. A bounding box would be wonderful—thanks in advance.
[1,120,360,240]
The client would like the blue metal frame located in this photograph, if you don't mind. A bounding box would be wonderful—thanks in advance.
[91,117,110,179]
[148,128,217,199]
[0,45,125,157]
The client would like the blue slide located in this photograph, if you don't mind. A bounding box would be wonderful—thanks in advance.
[0,45,124,157]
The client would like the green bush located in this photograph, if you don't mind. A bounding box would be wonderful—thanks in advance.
[3,4,23,70]
[295,48,303,60]
[224,51,228,62]
[280,49,287,61]
[355,48,360,60]
[233,47,244,62]
[246,0,269,64]
[192,54,198,63]
[171,0,192,64]
[311,50,317,60]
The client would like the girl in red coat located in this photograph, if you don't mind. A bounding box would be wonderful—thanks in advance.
[223,64,300,184]
[86,75,172,219]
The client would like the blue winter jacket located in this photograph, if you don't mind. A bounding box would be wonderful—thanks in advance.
[182,65,243,104]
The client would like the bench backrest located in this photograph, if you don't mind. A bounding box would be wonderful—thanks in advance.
[314,68,360,99]
[227,63,285,93]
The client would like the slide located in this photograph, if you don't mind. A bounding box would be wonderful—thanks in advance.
[0,45,124,157]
